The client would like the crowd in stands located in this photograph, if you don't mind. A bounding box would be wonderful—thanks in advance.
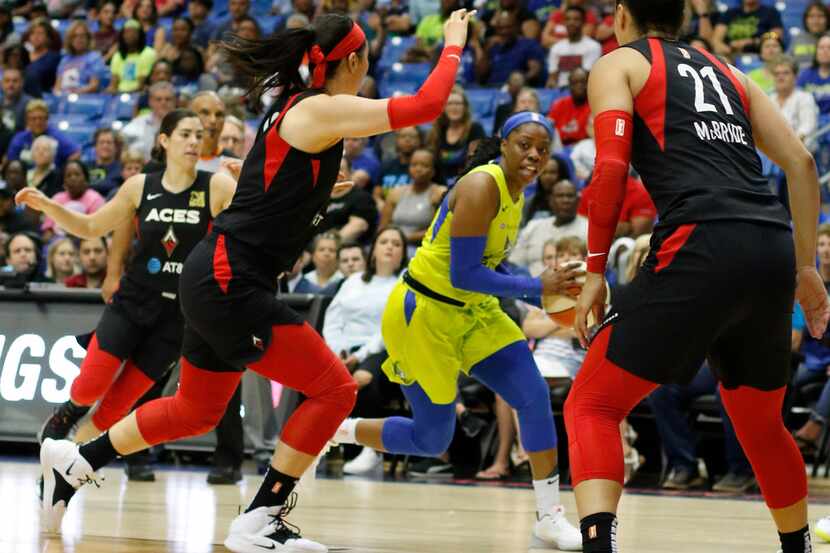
[2,0,830,491]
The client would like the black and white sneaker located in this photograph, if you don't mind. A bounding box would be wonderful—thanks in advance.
[37,402,90,444]
[40,438,102,532]
[224,493,327,552]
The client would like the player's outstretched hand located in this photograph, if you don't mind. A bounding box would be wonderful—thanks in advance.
[443,9,476,49]
[797,266,830,339]
[331,181,354,197]
[539,262,583,296]
[574,272,607,348]
[220,158,243,181]
[14,187,50,213]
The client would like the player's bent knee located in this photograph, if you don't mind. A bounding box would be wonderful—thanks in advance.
[412,425,454,457]
[70,377,110,407]
[328,378,358,420]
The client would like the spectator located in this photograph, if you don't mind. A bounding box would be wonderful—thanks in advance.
[682,0,717,45]
[157,16,196,64]
[306,232,343,288]
[427,86,486,184]
[188,0,216,49]
[318,156,378,243]
[212,0,251,41]
[747,32,783,93]
[54,21,107,95]
[523,155,572,223]
[510,87,543,116]
[770,55,819,143]
[0,68,32,155]
[789,1,829,70]
[649,364,755,493]
[477,10,546,87]
[595,0,619,54]
[2,159,26,194]
[337,242,366,278]
[121,81,175,160]
[271,0,315,32]
[92,0,119,61]
[219,115,246,158]
[42,160,106,240]
[2,231,47,282]
[3,45,30,79]
[120,148,145,184]
[87,129,123,197]
[344,137,381,190]
[22,18,61,97]
[276,255,320,294]
[26,135,61,197]
[157,0,185,18]
[45,237,77,285]
[481,0,541,41]
[6,99,80,169]
[0,6,20,52]
[377,127,422,200]
[492,71,526,131]
[132,0,166,51]
[791,224,830,453]
[64,236,107,288]
[546,6,601,89]
[172,47,217,99]
[541,0,598,49]
[107,20,157,93]
[547,67,590,145]
[797,34,830,115]
[0,175,34,233]
[380,149,446,255]
[578,176,656,238]
[133,59,174,115]
[414,0,458,52]
[712,0,784,57]
[323,227,407,475]
[189,91,233,171]
[509,179,587,275]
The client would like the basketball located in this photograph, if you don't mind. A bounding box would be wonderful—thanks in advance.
[542,261,610,328]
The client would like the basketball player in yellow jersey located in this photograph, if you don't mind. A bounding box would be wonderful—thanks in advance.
[335,112,585,551]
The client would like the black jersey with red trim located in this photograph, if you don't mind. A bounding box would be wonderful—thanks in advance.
[125,170,213,295]
[212,89,344,280]
[623,37,789,230]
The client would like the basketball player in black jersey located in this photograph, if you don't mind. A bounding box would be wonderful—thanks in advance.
[20,109,236,461]
[562,1,830,552]
[30,11,474,553]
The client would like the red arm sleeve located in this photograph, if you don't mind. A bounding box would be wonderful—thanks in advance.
[387,46,462,129]
[586,110,634,274]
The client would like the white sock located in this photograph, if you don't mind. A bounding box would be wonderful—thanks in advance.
[532,474,561,516]
[337,418,361,444]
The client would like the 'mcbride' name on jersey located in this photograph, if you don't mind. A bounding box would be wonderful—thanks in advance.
[693,120,748,146]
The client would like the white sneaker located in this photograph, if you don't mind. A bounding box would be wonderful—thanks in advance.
[331,418,358,445]
[816,516,830,542]
[342,447,381,475]
[40,438,102,533]
[224,496,327,553]
[534,506,583,551]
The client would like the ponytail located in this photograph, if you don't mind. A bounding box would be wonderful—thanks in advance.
[220,14,362,101]
[460,137,501,176]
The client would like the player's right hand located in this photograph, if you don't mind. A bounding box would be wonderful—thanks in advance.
[539,262,583,296]
[574,272,607,348]
[796,266,830,339]
[101,275,120,304]
[14,187,50,213]
[443,9,475,49]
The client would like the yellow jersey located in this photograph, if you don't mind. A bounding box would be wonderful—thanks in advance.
[407,163,523,305]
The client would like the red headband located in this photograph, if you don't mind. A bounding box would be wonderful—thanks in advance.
[308,23,366,88]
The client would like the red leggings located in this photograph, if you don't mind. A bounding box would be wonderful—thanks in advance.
[135,322,357,456]
[70,335,156,431]
[564,326,807,509]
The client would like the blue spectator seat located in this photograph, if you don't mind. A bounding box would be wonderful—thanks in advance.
[56,122,98,148]
[377,35,417,74]
[384,62,431,86]
[105,93,140,121]
[41,93,61,112]
[57,93,110,121]
[537,87,566,114]
[53,113,99,128]
[466,88,498,119]
[734,54,762,73]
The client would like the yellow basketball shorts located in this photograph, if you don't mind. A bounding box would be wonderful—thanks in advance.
[381,280,526,405]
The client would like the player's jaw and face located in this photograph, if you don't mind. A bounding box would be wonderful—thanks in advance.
[500,123,551,187]
[335,46,370,97]
[160,117,205,170]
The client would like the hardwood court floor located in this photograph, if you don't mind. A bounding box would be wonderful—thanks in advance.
[4,460,830,553]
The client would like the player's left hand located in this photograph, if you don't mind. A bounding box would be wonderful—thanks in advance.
[332,181,354,197]
[796,266,830,339]
[574,272,607,348]
[343,354,360,370]
[220,158,243,181]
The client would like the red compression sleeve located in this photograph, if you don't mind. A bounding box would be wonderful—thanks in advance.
[586,110,633,274]
[387,45,462,129]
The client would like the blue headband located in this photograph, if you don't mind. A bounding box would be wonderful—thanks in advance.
[501,111,555,141]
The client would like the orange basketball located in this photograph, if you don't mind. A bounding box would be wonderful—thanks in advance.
[542,262,610,328]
